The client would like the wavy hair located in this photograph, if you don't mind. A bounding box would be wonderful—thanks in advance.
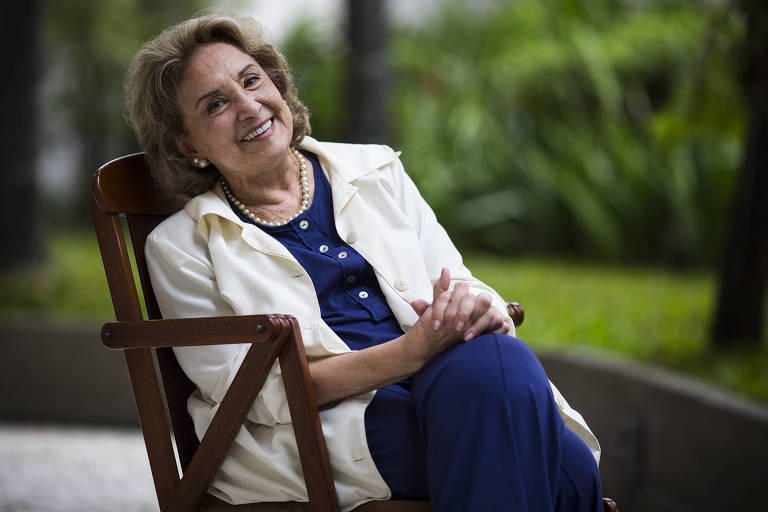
[125,13,311,196]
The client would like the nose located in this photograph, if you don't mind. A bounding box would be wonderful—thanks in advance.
[235,89,261,121]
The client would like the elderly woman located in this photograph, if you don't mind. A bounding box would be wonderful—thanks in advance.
[126,13,602,512]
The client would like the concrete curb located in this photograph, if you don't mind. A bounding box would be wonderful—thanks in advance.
[0,320,138,426]
[538,351,768,511]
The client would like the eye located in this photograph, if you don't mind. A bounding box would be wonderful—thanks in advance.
[244,74,260,88]
[206,98,225,114]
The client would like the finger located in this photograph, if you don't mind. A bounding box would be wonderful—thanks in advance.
[431,289,452,330]
[432,267,451,305]
[467,293,493,325]
[492,322,510,334]
[464,311,491,341]
[431,268,452,329]
[492,315,511,334]
[443,282,468,330]
[410,299,429,316]
[465,306,503,341]
[439,267,451,290]
[454,289,481,332]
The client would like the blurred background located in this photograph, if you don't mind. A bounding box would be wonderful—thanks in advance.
[1,0,767,510]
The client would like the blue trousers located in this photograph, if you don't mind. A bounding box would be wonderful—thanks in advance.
[364,334,602,511]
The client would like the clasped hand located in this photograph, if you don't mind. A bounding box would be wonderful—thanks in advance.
[406,268,509,364]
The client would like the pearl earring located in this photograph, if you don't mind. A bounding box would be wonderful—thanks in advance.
[191,157,210,168]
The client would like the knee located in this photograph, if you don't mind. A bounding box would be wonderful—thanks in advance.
[414,334,552,406]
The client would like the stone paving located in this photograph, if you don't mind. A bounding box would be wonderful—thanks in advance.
[0,424,159,512]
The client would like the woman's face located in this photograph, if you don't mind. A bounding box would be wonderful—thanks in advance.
[174,42,294,181]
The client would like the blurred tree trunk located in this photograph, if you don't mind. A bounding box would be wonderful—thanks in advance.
[73,10,110,225]
[711,0,768,348]
[0,0,43,270]
[346,0,389,144]
[56,2,112,225]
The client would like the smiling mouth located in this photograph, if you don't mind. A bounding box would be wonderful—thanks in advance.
[241,118,273,141]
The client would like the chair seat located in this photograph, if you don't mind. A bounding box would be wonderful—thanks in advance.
[201,494,430,511]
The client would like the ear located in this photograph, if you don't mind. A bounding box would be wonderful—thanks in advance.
[175,135,199,158]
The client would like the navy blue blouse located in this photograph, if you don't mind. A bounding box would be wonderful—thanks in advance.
[226,151,405,351]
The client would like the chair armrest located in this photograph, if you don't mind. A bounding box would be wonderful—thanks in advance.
[100,314,280,350]
[507,302,524,327]
[102,305,524,350]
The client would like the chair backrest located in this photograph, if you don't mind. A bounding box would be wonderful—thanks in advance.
[92,153,200,483]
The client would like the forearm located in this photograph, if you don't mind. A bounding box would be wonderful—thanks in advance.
[308,332,424,407]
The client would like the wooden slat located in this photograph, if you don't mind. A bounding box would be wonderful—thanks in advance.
[101,316,275,350]
[93,193,180,510]
[92,200,144,322]
[124,348,181,510]
[127,214,167,320]
[278,317,338,511]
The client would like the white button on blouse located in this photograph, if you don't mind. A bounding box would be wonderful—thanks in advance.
[338,251,348,259]
[319,244,329,253]
[346,232,358,244]
[395,279,408,291]
[299,220,309,230]
[358,291,369,299]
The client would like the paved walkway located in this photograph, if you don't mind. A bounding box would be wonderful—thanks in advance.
[0,424,159,512]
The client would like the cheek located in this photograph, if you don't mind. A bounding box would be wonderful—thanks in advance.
[202,117,228,139]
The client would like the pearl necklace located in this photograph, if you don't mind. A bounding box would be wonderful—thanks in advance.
[219,148,309,227]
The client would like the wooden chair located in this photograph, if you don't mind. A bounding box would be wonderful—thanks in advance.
[92,153,617,512]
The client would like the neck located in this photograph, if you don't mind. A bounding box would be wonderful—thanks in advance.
[225,149,299,207]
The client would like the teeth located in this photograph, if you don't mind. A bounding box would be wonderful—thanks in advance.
[243,119,272,141]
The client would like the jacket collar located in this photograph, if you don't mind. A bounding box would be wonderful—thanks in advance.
[299,136,400,183]
[183,136,400,251]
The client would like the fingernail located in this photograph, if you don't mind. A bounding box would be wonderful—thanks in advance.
[465,332,474,341]
[433,320,441,330]
[456,321,464,331]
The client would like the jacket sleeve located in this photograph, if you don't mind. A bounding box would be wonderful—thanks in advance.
[382,152,516,336]
[145,221,291,427]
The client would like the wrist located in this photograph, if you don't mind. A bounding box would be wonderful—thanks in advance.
[394,330,429,374]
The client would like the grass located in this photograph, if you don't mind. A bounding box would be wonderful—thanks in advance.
[465,254,768,404]
[1,231,766,403]
[0,231,114,322]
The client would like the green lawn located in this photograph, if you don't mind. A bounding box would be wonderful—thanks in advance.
[0,231,114,321]
[1,231,766,403]
[466,254,768,403]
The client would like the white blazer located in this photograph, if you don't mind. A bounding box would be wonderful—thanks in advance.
[145,136,600,510]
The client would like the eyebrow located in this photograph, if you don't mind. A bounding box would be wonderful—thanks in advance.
[194,64,259,110]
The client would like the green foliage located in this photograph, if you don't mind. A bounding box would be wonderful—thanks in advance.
[284,0,745,265]
[393,0,744,263]
[281,21,346,142]
[0,232,113,321]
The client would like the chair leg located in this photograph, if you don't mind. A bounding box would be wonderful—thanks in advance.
[602,497,618,512]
